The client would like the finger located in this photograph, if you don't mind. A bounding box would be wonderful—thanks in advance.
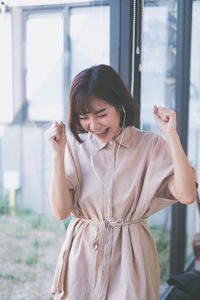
[50,122,58,130]
[51,121,63,128]
[157,107,170,121]
[160,114,169,122]
[45,128,60,142]
[153,105,161,121]
[158,108,176,121]
[153,105,158,115]
[48,133,59,142]
[157,106,174,116]
[58,122,66,132]
[62,123,66,132]
[57,122,65,130]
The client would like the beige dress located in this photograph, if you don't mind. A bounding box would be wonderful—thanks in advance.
[51,126,178,300]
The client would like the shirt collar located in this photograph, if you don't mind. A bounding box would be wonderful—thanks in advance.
[88,126,135,152]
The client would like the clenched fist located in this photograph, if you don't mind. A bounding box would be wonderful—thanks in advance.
[153,105,177,137]
[44,121,67,154]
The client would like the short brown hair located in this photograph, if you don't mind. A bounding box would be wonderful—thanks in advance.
[68,64,139,143]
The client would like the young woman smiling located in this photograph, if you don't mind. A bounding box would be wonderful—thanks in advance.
[45,64,197,300]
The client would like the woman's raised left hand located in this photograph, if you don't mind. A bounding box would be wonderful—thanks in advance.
[153,105,177,137]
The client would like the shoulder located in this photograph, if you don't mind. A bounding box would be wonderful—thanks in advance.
[133,127,162,145]
[130,127,169,157]
[66,130,91,155]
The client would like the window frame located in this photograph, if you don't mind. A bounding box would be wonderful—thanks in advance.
[21,0,110,125]
[0,7,14,125]
[132,0,194,299]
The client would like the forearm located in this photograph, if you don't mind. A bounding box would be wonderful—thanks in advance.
[49,153,73,220]
[166,131,197,204]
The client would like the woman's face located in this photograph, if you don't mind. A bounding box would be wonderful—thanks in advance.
[79,97,121,143]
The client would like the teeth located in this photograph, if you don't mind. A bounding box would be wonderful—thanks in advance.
[96,129,107,135]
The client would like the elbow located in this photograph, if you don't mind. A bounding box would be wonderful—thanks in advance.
[50,196,73,220]
[53,211,71,220]
[52,205,73,220]
[178,191,197,205]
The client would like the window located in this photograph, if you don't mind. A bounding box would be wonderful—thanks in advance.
[24,3,110,122]
[187,0,200,261]
[140,0,178,295]
[0,12,13,123]
[69,5,110,84]
[25,10,64,121]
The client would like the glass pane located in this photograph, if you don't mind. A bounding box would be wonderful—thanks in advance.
[0,13,13,123]
[26,12,64,121]
[69,5,110,84]
[10,0,100,6]
[140,0,177,295]
[186,0,200,261]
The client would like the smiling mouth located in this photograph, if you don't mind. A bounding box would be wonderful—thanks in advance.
[93,128,109,137]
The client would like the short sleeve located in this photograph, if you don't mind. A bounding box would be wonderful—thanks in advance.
[64,134,79,191]
[142,134,178,216]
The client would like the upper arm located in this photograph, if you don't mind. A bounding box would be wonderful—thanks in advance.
[167,175,178,200]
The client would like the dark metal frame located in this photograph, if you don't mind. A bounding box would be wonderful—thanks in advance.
[110,0,134,91]
[170,0,193,277]
[132,0,142,111]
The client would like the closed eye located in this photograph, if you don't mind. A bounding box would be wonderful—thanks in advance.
[97,114,107,118]
[79,116,88,120]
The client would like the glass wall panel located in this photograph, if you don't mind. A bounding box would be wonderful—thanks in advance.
[0,3,111,299]
[69,5,110,85]
[25,11,64,121]
[140,0,177,295]
[187,0,200,261]
[0,12,13,123]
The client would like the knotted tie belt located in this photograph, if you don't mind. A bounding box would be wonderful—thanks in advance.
[76,217,147,299]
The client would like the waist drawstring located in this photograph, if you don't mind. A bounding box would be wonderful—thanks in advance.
[78,217,146,297]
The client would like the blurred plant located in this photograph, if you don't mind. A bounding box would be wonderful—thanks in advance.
[150,226,170,283]
[16,208,65,232]
[0,272,20,284]
[25,251,38,266]
[0,194,9,214]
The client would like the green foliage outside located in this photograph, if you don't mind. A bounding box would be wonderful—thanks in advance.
[150,225,170,285]
[0,207,65,299]
[0,195,9,215]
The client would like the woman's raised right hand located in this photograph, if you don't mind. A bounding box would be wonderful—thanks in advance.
[44,121,67,154]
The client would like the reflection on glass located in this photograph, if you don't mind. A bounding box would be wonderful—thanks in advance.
[140,0,177,295]
[26,12,64,121]
[0,13,13,123]
[69,5,110,84]
[141,1,177,133]
[187,0,200,261]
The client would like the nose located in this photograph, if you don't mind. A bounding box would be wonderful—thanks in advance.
[89,116,100,132]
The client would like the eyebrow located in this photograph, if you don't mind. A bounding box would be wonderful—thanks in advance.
[94,108,107,115]
[79,107,107,116]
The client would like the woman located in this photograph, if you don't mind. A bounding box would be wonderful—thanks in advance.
[45,64,197,300]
